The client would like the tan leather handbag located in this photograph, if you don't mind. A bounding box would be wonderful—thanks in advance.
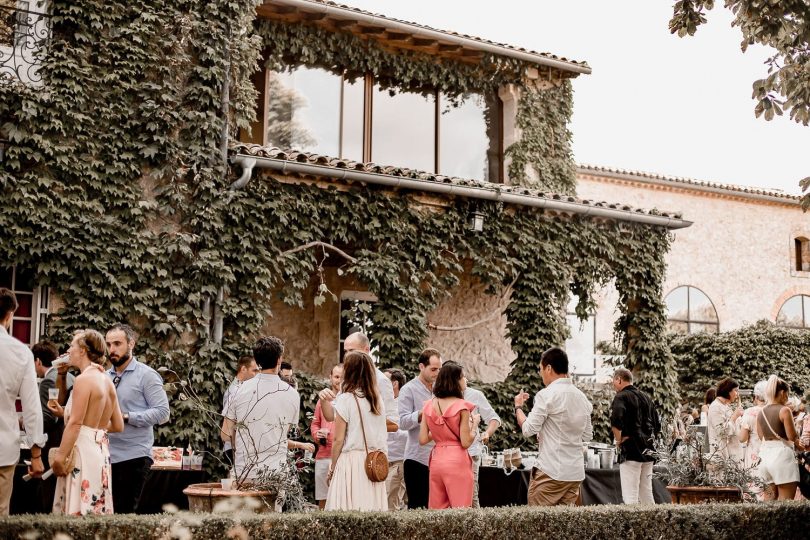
[353,394,389,482]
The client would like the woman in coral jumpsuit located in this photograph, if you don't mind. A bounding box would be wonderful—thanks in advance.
[419,361,480,508]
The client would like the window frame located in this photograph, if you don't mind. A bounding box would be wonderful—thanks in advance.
[665,285,719,335]
[1,266,49,345]
[255,66,503,182]
[776,294,809,330]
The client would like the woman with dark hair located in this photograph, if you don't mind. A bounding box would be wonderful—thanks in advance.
[707,377,744,463]
[325,351,387,511]
[756,375,806,500]
[418,362,480,508]
[700,387,716,425]
[49,329,124,515]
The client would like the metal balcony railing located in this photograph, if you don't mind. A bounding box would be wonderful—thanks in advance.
[0,2,51,84]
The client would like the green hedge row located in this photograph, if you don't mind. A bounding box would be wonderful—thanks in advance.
[671,320,810,404]
[3,502,809,539]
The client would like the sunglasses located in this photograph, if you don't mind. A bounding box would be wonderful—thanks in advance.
[113,375,122,388]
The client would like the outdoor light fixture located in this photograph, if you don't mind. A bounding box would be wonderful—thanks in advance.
[468,210,485,232]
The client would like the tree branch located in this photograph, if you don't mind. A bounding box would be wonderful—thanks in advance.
[281,241,357,264]
[428,274,519,332]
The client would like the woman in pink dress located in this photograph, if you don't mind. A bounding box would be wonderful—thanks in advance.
[419,361,480,509]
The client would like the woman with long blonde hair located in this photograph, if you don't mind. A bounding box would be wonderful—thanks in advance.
[756,375,806,500]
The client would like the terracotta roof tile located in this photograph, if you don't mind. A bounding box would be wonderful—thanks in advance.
[232,143,683,220]
[578,164,800,202]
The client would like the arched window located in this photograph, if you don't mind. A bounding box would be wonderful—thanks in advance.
[665,286,719,334]
[776,295,810,329]
[795,237,810,272]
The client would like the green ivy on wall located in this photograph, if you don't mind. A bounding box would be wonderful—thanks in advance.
[0,0,676,461]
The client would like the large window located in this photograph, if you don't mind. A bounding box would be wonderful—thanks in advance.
[0,266,48,345]
[266,67,363,160]
[262,66,501,182]
[665,286,719,334]
[776,295,810,329]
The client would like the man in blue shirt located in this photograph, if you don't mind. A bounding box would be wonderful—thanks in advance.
[398,348,442,509]
[105,323,169,513]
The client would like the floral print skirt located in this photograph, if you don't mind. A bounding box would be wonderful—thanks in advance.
[53,426,113,515]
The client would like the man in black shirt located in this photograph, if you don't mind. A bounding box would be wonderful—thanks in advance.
[610,368,660,504]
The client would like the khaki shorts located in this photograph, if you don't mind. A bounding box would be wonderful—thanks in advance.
[527,467,581,506]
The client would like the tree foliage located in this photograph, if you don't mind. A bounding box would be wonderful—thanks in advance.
[670,0,810,208]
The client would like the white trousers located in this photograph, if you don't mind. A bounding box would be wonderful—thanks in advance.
[619,460,655,504]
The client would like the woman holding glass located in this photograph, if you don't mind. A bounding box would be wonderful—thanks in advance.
[419,361,480,509]
[48,329,124,515]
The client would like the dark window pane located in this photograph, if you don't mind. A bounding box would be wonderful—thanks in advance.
[688,287,718,323]
[15,293,33,317]
[266,67,341,156]
[341,77,364,161]
[15,266,35,291]
[665,287,688,321]
[0,267,11,288]
[777,295,804,327]
[371,86,435,171]
[439,93,488,181]
[12,319,32,344]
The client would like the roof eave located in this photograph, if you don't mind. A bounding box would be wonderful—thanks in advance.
[231,153,691,230]
[264,0,591,76]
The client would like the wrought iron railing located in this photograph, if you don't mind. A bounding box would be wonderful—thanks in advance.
[0,2,51,84]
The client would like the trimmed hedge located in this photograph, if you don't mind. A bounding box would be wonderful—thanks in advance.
[3,503,809,539]
[671,320,810,404]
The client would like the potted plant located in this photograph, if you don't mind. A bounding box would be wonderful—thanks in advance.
[653,426,764,504]
[160,368,311,513]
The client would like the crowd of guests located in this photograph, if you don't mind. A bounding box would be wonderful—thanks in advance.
[7,280,808,516]
[1,288,169,516]
[683,376,809,501]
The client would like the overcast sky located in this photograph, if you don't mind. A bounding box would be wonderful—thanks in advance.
[340,0,809,194]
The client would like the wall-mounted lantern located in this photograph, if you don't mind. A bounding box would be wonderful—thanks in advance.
[468,210,485,232]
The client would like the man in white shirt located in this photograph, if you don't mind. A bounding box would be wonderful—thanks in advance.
[221,355,260,465]
[464,384,501,508]
[514,347,593,506]
[222,337,300,480]
[0,288,46,515]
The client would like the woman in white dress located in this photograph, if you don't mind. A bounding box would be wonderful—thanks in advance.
[325,351,387,511]
[49,329,124,515]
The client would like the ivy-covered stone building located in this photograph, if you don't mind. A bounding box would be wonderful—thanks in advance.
[1,0,687,449]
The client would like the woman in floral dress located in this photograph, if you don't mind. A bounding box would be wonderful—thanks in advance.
[49,330,124,515]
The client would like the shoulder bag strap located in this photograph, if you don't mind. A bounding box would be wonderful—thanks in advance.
[760,406,790,444]
[353,394,370,454]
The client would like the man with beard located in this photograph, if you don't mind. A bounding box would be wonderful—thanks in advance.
[105,323,169,513]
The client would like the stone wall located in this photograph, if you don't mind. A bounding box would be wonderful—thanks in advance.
[259,267,515,382]
[576,171,810,346]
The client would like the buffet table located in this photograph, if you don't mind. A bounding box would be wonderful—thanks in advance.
[10,463,206,514]
[478,465,671,507]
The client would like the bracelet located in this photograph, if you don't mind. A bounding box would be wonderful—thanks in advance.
[30,454,42,459]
